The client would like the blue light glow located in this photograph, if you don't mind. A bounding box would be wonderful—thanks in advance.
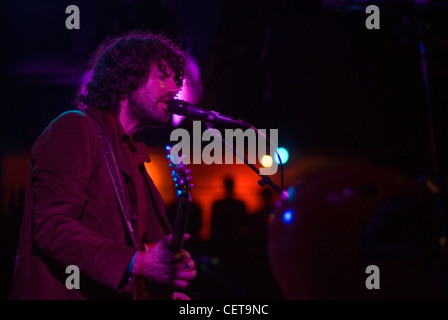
[287,186,296,202]
[275,147,289,164]
[282,210,293,223]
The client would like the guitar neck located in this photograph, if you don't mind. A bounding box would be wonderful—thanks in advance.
[134,146,193,300]
[168,197,191,252]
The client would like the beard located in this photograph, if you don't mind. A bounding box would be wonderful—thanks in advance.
[128,91,170,128]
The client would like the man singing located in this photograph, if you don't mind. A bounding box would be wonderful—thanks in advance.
[9,31,197,300]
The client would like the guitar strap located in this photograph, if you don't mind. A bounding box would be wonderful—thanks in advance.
[87,113,138,249]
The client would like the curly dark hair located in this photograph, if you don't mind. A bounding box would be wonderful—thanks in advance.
[77,30,188,111]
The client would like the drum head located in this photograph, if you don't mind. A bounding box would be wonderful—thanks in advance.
[268,162,447,299]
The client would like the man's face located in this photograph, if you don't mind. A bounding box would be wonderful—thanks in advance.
[128,61,179,127]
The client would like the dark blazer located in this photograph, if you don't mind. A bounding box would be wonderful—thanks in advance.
[9,107,172,300]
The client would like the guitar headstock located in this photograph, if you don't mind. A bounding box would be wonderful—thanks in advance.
[165,145,193,199]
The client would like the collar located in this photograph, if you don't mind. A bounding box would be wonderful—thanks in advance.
[115,116,151,164]
[84,107,151,164]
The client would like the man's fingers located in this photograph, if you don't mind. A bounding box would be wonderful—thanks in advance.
[183,257,196,270]
[173,279,189,289]
[166,233,191,242]
[177,269,197,280]
[174,269,197,288]
[173,250,192,263]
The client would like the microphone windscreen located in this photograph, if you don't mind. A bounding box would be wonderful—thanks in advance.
[168,99,188,115]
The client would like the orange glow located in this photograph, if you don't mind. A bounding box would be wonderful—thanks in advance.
[260,155,274,167]
[145,148,361,241]
[1,153,31,216]
[145,148,277,240]
[1,149,356,242]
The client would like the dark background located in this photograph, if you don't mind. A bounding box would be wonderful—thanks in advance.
[1,0,448,300]
[2,0,448,176]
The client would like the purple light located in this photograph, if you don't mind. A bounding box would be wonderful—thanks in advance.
[171,52,203,127]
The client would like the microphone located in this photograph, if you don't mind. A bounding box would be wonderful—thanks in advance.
[168,99,250,128]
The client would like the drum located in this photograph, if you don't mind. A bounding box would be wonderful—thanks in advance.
[268,162,448,299]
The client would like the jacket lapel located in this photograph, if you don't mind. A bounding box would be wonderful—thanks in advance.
[84,107,171,236]
[84,108,134,179]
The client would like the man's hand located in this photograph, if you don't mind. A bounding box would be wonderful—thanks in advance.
[132,234,197,288]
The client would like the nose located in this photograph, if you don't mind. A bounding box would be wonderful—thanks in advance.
[167,76,179,96]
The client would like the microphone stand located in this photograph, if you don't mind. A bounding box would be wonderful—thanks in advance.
[204,121,283,196]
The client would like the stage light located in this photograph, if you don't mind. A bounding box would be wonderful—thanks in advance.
[171,53,203,127]
[261,155,274,168]
[282,209,293,224]
[275,147,289,164]
[172,114,185,127]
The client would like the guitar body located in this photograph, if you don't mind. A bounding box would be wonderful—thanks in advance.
[134,275,174,300]
[133,243,173,300]
[134,146,193,300]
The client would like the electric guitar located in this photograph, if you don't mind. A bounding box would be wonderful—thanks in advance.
[134,145,193,300]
